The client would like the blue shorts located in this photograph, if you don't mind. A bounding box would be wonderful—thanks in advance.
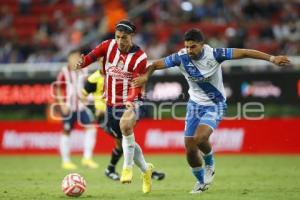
[63,109,94,132]
[184,100,227,137]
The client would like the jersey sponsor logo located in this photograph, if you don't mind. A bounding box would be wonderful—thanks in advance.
[107,66,132,79]
[117,60,124,69]
[188,76,211,83]
[206,59,219,68]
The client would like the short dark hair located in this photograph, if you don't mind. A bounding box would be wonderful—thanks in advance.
[115,20,136,34]
[184,28,205,42]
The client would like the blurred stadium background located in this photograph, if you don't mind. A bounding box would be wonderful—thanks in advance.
[0,0,300,199]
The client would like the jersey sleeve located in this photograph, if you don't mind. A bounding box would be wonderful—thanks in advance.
[213,48,233,63]
[163,52,181,68]
[83,40,110,67]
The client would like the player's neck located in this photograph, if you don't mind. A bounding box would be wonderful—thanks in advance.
[194,49,205,60]
[119,45,133,53]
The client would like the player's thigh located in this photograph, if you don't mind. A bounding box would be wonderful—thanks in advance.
[106,115,122,139]
[193,124,214,143]
[105,108,123,139]
[199,102,226,131]
[120,109,137,128]
[184,114,200,137]
[184,101,224,141]
[184,101,201,137]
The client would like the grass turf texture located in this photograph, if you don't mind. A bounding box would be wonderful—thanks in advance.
[0,155,299,200]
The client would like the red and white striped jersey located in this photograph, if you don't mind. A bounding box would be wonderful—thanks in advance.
[55,66,88,111]
[82,39,147,106]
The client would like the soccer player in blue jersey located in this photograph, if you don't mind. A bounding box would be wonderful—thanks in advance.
[133,28,290,194]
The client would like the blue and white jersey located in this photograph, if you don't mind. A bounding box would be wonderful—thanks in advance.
[164,44,233,105]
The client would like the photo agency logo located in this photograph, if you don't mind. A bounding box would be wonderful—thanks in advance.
[49,78,265,128]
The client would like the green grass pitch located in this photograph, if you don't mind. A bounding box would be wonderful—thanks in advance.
[0,155,300,200]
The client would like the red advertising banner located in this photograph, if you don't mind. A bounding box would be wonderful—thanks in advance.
[0,118,300,154]
[0,84,53,105]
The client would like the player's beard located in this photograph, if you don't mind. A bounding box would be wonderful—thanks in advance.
[119,44,130,53]
[188,53,197,59]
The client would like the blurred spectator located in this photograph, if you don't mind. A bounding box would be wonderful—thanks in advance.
[0,6,13,30]
[259,20,275,40]
[146,37,167,60]
[19,0,31,15]
[225,23,247,48]
[103,0,128,37]
[0,0,299,64]
[38,14,54,37]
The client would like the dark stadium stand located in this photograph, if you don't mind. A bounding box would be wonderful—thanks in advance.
[0,0,299,63]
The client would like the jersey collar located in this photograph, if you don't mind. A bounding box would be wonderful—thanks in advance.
[193,48,205,60]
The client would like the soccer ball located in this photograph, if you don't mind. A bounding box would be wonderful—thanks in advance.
[61,173,86,197]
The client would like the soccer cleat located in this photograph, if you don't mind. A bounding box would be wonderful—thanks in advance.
[120,167,133,184]
[189,182,209,194]
[105,168,120,181]
[62,162,78,170]
[81,158,99,169]
[142,163,154,193]
[204,165,215,185]
[152,171,165,180]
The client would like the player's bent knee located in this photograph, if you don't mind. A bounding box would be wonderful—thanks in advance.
[194,129,212,145]
[196,134,209,145]
[185,137,198,151]
[119,120,133,135]
[120,126,132,135]
[121,109,135,121]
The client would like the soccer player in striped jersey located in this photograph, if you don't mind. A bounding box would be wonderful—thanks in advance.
[82,69,166,181]
[72,20,154,193]
[55,50,98,170]
[133,28,290,194]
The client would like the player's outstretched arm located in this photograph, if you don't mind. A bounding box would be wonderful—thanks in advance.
[232,49,291,66]
[132,59,166,87]
[71,54,85,70]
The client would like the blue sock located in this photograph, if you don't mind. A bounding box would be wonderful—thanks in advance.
[192,167,204,184]
[203,151,214,167]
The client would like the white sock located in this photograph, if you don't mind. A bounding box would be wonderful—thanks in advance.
[60,134,70,163]
[122,134,135,169]
[134,143,147,173]
[83,127,97,159]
